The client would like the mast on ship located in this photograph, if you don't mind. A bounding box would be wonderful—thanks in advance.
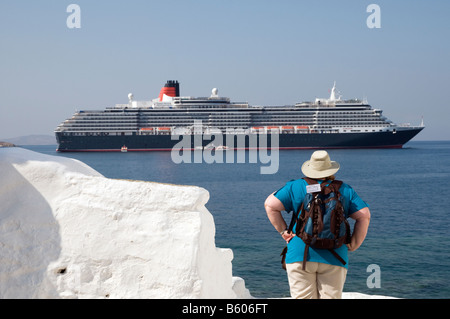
[315,81,341,105]
[329,81,341,102]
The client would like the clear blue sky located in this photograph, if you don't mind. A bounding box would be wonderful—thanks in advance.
[1,0,449,141]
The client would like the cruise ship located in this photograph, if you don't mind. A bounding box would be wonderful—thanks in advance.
[55,80,424,151]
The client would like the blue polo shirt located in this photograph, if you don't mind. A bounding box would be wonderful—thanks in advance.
[274,178,368,269]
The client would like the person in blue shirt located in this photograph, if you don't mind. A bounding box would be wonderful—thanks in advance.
[264,150,371,299]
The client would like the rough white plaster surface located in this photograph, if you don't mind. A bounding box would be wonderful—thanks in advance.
[0,147,248,299]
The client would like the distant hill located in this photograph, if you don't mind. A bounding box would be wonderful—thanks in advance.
[2,135,56,145]
[0,142,16,147]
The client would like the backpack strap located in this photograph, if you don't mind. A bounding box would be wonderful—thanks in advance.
[302,248,347,270]
[280,246,288,270]
[288,202,303,233]
[325,180,349,265]
[302,245,309,271]
[328,249,347,266]
[281,196,305,271]
[326,180,343,195]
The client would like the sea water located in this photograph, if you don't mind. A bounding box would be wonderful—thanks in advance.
[24,141,450,299]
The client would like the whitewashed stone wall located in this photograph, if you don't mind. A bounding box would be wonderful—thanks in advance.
[0,148,249,299]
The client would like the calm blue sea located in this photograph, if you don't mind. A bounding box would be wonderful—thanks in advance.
[23,141,450,299]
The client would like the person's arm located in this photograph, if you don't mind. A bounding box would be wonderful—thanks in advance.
[347,207,371,252]
[264,193,295,243]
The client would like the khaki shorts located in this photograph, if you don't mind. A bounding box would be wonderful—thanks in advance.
[286,262,348,299]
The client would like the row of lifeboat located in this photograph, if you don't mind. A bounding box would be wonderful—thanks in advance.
[139,126,311,134]
[140,127,171,131]
[251,125,310,132]
[140,127,172,135]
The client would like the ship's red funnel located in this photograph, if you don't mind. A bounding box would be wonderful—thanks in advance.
[159,80,180,101]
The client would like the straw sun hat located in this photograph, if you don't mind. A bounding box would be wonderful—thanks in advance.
[301,150,340,179]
